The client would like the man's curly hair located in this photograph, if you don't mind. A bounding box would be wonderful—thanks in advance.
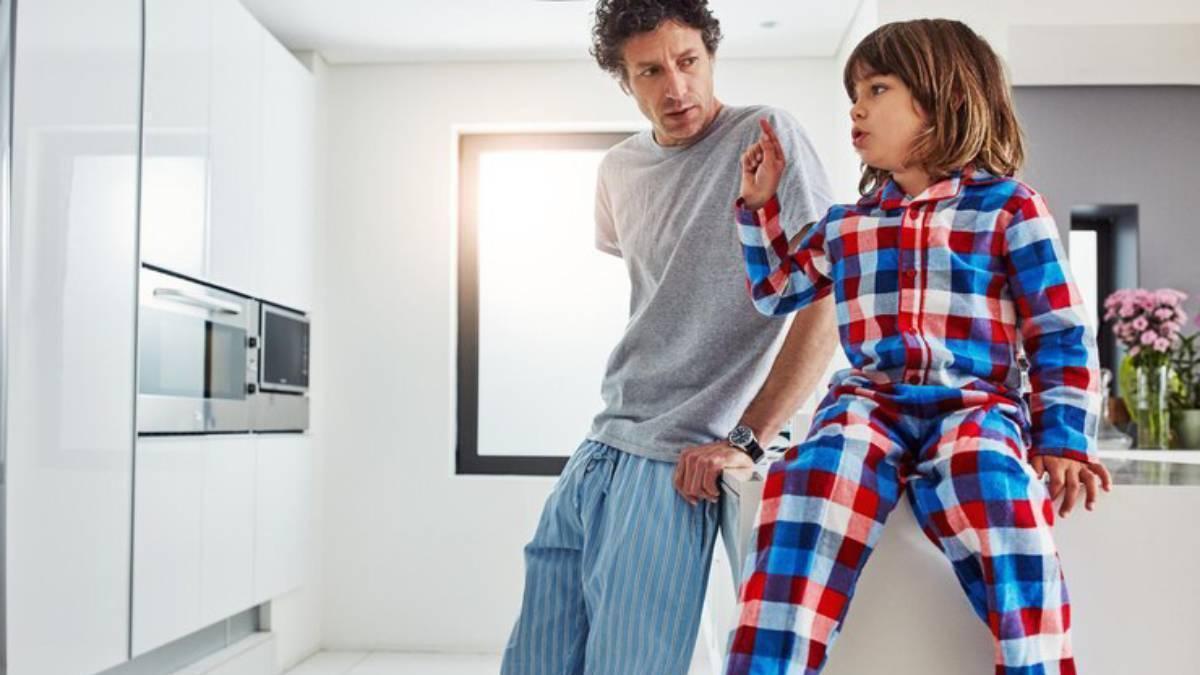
[590,0,722,86]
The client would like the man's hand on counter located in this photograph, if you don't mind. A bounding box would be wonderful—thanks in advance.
[674,441,754,506]
[1032,455,1114,518]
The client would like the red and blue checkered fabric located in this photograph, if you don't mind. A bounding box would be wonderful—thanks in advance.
[725,384,1076,675]
[735,169,1100,463]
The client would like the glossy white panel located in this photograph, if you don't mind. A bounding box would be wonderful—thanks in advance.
[199,435,257,625]
[208,0,263,295]
[260,39,315,310]
[140,0,211,278]
[254,434,312,602]
[6,0,141,672]
[132,436,205,657]
[133,433,264,656]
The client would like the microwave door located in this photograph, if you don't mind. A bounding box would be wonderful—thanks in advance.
[260,306,309,394]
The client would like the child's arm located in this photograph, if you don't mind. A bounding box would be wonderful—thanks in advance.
[736,118,834,317]
[1003,191,1101,464]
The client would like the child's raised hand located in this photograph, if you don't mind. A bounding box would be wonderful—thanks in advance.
[740,118,786,212]
[1030,455,1113,517]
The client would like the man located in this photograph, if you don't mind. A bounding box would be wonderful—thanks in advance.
[501,1,838,673]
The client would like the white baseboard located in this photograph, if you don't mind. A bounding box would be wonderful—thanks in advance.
[171,633,277,675]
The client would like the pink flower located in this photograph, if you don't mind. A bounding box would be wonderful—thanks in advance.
[1132,316,1148,331]
[1141,331,1158,345]
[1130,345,1142,357]
[1154,337,1171,352]
[1119,304,1135,318]
[1156,289,1187,306]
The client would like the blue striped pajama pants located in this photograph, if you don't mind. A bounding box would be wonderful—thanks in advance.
[501,440,720,675]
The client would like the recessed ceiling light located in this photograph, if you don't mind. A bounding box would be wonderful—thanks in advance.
[761,20,778,29]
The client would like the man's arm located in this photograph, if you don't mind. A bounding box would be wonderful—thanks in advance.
[674,294,838,505]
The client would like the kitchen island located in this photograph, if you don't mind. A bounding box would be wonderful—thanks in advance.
[700,451,1200,675]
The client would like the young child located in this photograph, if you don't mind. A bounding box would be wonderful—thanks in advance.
[725,19,1113,675]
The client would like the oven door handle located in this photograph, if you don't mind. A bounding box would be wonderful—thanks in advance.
[152,287,244,315]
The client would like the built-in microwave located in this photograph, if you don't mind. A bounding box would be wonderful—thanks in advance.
[136,266,257,434]
[252,302,310,432]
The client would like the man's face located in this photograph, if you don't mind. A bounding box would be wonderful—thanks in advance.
[621,20,719,147]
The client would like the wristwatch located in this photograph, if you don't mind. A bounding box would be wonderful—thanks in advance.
[726,424,765,462]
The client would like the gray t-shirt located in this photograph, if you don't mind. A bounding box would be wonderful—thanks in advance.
[587,104,833,462]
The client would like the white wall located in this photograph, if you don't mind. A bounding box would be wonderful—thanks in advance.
[317,56,857,652]
[877,0,1200,85]
[827,0,878,205]
[877,0,1200,53]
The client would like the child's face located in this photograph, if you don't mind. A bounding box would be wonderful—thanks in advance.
[848,72,928,174]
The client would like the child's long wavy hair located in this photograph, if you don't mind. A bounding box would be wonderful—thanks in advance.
[843,19,1025,196]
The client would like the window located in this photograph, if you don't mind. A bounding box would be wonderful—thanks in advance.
[1068,228,1101,335]
[1069,205,1139,384]
[457,132,632,475]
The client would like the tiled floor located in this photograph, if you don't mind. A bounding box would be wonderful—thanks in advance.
[285,650,721,674]
[286,651,502,675]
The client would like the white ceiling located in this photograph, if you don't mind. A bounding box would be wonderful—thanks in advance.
[239,0,863,64]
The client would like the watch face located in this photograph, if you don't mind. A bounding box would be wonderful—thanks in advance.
[729,425,753,447]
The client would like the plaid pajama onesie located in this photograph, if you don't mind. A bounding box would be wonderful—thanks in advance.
[725,169,1100,675]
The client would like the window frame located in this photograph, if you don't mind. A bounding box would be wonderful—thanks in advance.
[1070,217,1118,376]
[455,131,632,476]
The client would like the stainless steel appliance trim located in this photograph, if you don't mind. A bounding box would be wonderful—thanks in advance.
[152,287,244,315]
[261,301,309,324]
[136,395,252,435]
[136,268,257,435]
[259,381,308,395]
[251,391,309,433]
[0,0,15,670]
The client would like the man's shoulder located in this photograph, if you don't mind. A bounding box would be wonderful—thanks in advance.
[598,128,658,166]
[723,104,805,133]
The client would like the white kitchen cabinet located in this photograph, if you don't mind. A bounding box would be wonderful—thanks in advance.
[132,436,206,657]
[207,0,264,295]
[133,435,258,657]
[200,435,258,625]
[259,37,316,311]
[6,0,143,673]
[140,0,213,279]
[141,0,314,309]
[253,433,313,602]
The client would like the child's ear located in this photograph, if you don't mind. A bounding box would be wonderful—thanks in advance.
[911,97,931,122]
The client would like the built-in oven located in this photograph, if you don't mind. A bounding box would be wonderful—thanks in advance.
[251,301,310,432]
[136,265,257,434]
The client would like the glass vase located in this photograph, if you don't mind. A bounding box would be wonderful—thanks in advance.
[1134,362,1171,449]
